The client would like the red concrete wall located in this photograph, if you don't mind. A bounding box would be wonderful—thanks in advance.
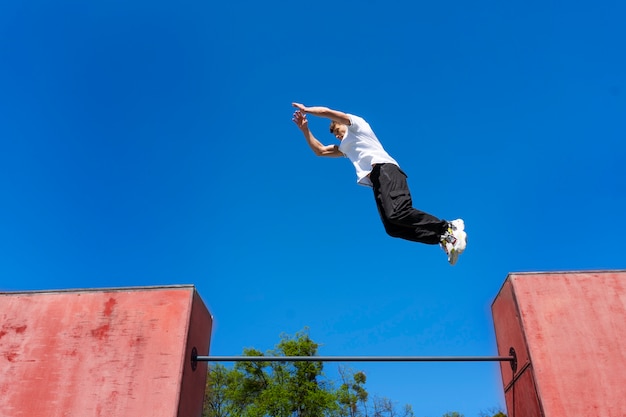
[0,285,212,417]
[178,290,213,417]
[492,271,626,417]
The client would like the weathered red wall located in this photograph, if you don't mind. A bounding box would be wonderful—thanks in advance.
[492,271,626,417]
[0,285,212,417]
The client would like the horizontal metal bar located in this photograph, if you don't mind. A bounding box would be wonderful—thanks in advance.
[195,355,514,363]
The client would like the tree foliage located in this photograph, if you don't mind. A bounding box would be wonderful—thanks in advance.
[204,329,339,417]
[336,367,368,417]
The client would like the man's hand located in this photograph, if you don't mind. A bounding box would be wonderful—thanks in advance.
[290,102,351,125]
[292,102,307,113]
[292,110,309,131]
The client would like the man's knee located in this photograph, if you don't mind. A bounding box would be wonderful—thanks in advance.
[384,225,406,239]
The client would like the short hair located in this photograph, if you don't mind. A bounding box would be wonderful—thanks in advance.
[329,120,340,133]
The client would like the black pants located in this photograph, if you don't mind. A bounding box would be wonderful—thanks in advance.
[370,163,447,244]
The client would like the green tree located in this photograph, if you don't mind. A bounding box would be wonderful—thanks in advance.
[445,410,506,417]
[204,329,339,417]
[401,404,415,417]
[271,331,335,417]
[478,409,507,417]
[204,363,247,417]
[336,367,368,417]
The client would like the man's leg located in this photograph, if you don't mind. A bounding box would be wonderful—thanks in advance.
[370,163,447,244]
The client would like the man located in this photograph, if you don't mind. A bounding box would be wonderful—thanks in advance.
[291,102,467,265]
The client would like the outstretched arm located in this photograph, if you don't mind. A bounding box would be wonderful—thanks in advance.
[292,102,351,125]
[292,110,343,157]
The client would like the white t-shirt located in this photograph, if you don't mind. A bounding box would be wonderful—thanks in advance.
[338,114,399,187]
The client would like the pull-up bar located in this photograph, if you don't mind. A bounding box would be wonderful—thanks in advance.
[191,347,518,373]
[201,355,513,363]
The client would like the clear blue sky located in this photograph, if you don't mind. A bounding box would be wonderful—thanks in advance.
[1,1,625,416]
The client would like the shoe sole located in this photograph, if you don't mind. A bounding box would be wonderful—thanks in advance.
[448,230,467,266]
[454,230,467,252]
[449,249,459,265]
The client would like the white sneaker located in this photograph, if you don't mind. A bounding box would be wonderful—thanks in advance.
[450,219,466,251]
[440,240,455,263]
[440,219,467,265]
[450,219,465,233]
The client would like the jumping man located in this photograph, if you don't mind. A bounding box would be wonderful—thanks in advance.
[291,102,467,265]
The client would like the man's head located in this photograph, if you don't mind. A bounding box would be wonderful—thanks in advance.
[329,121,348,140]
